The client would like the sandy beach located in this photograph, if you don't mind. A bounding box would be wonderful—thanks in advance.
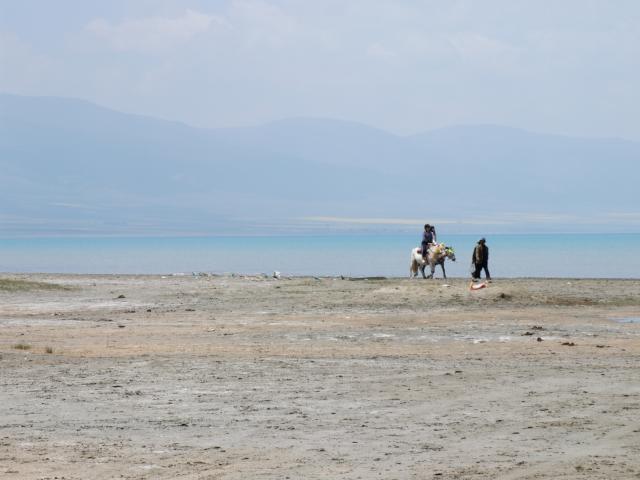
[1,274,639,479]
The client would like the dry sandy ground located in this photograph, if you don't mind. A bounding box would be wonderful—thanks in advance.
[1,274,639,479]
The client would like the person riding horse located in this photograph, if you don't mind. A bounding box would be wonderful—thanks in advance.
[421,224,437,260]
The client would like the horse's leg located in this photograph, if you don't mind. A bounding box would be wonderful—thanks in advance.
[426,262,434,279]
[412,260,419,278]
[441,261,446,279]
[420,264,427,279]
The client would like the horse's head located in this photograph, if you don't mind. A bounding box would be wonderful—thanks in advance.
[444,246,456,262]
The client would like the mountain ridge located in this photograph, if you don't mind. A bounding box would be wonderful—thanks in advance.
[8,92,640,144]
[1,93,638,235]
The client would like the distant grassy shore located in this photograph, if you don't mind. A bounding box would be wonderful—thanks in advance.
[0,277,70,292]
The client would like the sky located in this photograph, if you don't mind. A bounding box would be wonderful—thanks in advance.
[2,0,640,139]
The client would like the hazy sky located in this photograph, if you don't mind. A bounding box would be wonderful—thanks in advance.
[2,0,640,139]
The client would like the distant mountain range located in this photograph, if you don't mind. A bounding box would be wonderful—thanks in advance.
[1,93,638,235]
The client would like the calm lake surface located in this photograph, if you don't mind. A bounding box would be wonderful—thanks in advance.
[1,234,638,278]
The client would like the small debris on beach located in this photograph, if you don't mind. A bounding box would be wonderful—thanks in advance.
[470,281,488,291]
[537,337,543,342]
[561,342,576,346]
[117,294,126,299]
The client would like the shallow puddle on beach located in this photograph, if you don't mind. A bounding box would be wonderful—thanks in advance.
[612,317,640,324]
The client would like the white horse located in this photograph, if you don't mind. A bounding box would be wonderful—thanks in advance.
[410,243,456,279]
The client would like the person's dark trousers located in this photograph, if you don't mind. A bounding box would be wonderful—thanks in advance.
[421,242,429,259]
[472,263,482,279]
[482,264,491,280]
[473,263,490,280]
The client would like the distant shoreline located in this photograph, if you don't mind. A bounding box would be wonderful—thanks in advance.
[2,272,640,281]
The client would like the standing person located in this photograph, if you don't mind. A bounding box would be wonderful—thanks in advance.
[421,224,434,260]
[472,238,491,281]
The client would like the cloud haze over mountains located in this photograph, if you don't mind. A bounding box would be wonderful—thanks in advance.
[2,1,640,140]
[1,94,638,236]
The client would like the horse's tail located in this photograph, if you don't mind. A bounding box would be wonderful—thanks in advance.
[409,249,418,277]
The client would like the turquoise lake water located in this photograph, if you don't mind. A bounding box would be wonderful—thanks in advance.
[0,234,638,278]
